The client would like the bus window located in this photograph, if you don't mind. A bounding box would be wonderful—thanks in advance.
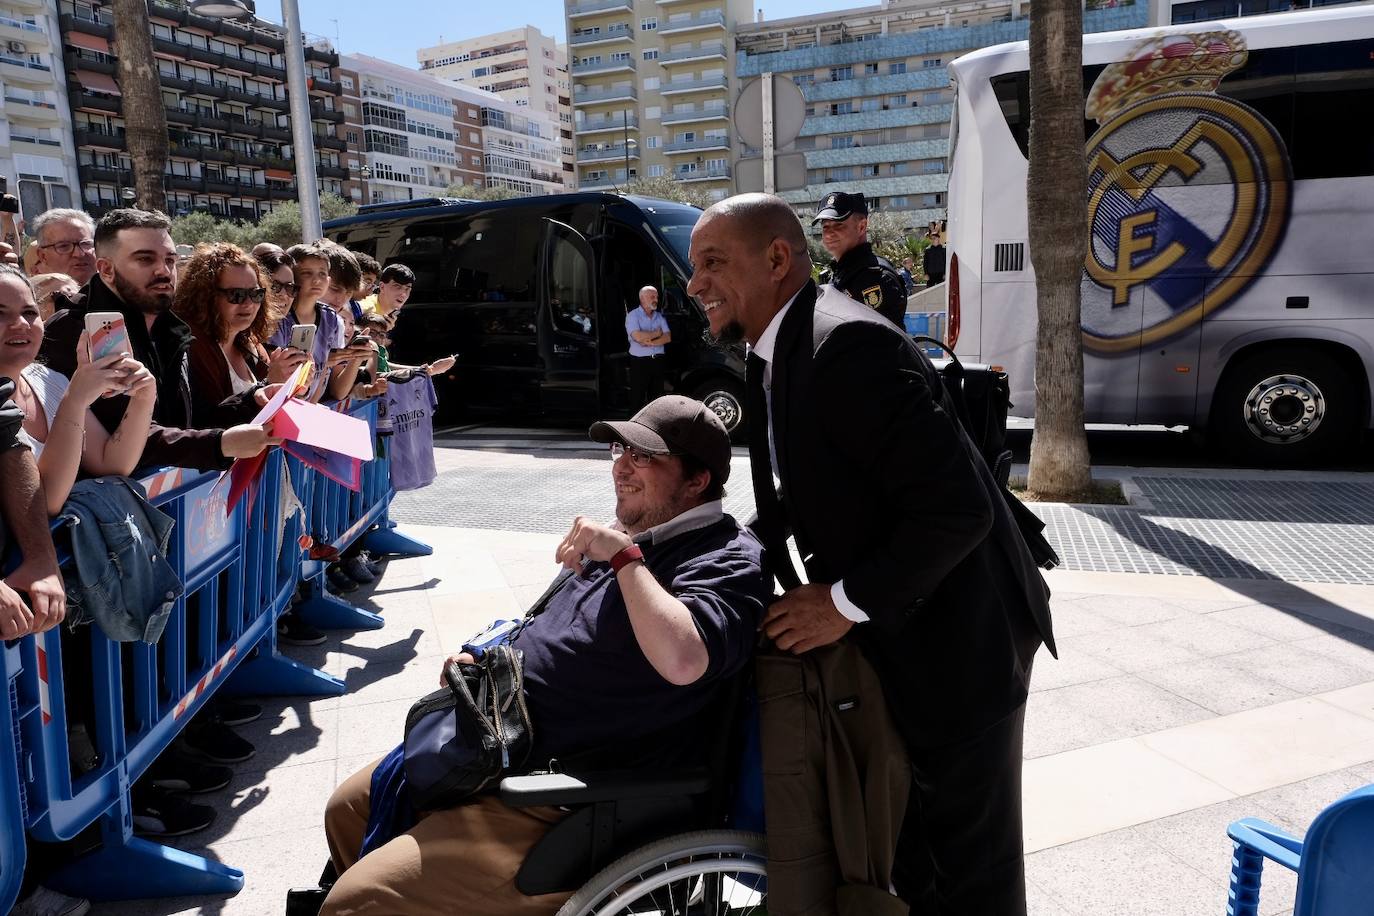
[395,227,444,293]
[990,66,1107,160]
[1210,47,1296,183]
[1292,39,1374,179]
[549,232,595,339]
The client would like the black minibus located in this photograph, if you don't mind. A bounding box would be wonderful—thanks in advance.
[324,193,746,435]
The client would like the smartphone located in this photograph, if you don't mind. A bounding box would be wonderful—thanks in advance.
[289,322,316,356]
[84,311,130,362]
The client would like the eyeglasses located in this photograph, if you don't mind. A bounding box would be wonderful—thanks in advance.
[39,239,95,256]
[218,287,266,305]
[610,441,675,467]
[270,280,298,296]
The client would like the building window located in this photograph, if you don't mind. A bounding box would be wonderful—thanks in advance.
[469,131,480,143]
[890,61,907,74]
[830,101,853,115]
[829,66,852,82]
[890,94,908,106]
[829,167,853,181]
[864,62,879,75]
[890,196,909,207]
[923,91,944,104]
[645,105,660,119]
[924,160,945,173]
[862,164,879,176]
[648,164,665,176]
[861,98,881,111]
[643,77,659,90]
[893,161,909,175]
[831,136,854,149]
[646,135,660,148]
[794,73,815,86]
[341,76,354,90]
[922,58,943,69]
[641,16,657,29]
[643,49,659,60]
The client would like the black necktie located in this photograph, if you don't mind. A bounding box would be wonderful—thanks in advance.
[746,352,801,591]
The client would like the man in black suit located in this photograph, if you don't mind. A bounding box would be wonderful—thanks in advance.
[686,193,1055,915]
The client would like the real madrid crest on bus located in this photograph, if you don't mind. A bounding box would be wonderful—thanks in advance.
[1080,31,1292,354]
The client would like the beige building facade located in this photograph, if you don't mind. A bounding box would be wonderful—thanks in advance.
[565,0,751,200]
[416,26,574,188]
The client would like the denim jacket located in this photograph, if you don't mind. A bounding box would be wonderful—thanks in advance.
[58,476,182,643]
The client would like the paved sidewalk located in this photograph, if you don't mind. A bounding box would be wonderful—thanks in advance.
[87,522,1374,914]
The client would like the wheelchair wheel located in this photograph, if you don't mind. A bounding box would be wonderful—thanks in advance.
[556,829,766,916]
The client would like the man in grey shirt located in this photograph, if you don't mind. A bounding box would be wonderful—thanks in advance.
[624,285,671,411]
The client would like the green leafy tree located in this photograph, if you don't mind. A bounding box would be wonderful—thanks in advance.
[169,211,230,247]
[443,182,522,201]
[620,176,713,210]
[168,193,359,251]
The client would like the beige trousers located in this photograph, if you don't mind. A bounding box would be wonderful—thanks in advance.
[322,758,573,915]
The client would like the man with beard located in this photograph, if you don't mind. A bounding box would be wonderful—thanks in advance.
[315,395,770,915]
[40,209,276,471]
[686,193,1054,915]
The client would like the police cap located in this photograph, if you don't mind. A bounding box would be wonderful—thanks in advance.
[812,191,868,224]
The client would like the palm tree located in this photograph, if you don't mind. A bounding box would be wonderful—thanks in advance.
[111,0,168,211]
[1025,0,1092,498]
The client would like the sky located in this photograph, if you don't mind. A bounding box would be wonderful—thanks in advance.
[253,0,848,69]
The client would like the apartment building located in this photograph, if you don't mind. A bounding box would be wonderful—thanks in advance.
[60,0,346,219]
[565,0,751,200]
[416,26,575,187]
[736,0,1150,225]
[1167,0,1373,23]
[336,60,369,204]
[0,0,81,220]
[475,93,566,195]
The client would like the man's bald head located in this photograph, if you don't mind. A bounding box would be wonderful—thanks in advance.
[700,193,809,264]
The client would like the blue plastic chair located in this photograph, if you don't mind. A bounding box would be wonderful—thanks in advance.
[1226,783,1374,916]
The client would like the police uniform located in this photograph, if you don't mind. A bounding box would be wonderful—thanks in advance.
[813,192,908,329]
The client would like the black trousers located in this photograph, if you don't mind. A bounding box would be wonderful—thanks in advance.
[892,702,1029,916]
[628,355,665,411]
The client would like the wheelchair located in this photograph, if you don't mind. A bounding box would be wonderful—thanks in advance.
[501,677,768,915]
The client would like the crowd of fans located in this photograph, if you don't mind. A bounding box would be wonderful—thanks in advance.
[0,205,433,916]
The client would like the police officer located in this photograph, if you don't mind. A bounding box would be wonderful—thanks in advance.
[813,191,908,328]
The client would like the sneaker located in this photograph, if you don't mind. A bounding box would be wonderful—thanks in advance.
[342,556,376,584]
[11,886,91,916]
[146,753,233,794]
[133,785,216,838]
[67,722,100,776]
[358,549,385,577]
[177,719,256,765]
[326,564,359,594]
[213,700,262,727]
[278,611,327,647]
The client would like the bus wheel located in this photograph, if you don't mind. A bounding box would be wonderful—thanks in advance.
[1211,347,1357,466]
[694,379,746,443]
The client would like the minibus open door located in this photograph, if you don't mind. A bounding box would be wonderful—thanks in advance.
[537,218,601,418]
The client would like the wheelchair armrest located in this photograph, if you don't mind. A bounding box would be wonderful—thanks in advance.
[499,767,712,808]
[1227,817,1304,872]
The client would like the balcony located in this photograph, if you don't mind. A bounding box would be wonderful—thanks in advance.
[67,50,116,75]
[310,102,345,123]
[658,10,726,35]
[254,59,287,81]
[197,145,235,163]
[0,55,52,85]
[677,165,731,182]
[663,135,731,154]
[193,81,231,100]
[69,89,119,113]
[658,44,727,65]
[145,0,188,25]
[78,164,126,184]
[657,75,728,96]
[661,104,729,125]
[572,85,637,107]
[576,143,639,163]
[158,73,194,92]
[315,134,347,151]
[577,174,619,189]
[75,127,126,149]
[195,112,230,131]
[577,114,637,135]
[268,185,296,201]
[167,174,205,193]
[572,56,634,77]
[312,77,342,95]
[7,96,60,123]
[59,12,112,39]
[567,0,633,18]
[304,44,338,66]
[317,164,348,179]
[569,25,633,48]
[185,45,225,68]
[263,123,292,142]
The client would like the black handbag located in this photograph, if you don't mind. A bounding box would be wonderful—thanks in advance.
[911,336,1061,571]
[402,643,533,810]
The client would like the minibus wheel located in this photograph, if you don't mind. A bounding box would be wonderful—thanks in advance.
[1210,345,1357,466]
[693,379,745,442]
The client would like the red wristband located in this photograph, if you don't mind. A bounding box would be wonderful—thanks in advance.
[610,544,644,573]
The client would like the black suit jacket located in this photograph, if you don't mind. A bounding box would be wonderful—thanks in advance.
[751,281,1055,748]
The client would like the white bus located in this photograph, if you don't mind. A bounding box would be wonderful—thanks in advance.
[945,6,1374,464]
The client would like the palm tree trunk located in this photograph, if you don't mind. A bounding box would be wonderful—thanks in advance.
[112,0,167,212]
[1026,0,1092,498]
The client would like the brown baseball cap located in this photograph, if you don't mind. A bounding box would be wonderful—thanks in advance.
[589,395,731,485]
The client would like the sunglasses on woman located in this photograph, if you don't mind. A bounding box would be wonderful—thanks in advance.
[270,280,299,296]
[218,286,267,305]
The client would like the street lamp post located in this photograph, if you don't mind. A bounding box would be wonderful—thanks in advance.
[189,0,323,241]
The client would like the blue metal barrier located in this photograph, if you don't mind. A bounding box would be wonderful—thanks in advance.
[0,396,430,908]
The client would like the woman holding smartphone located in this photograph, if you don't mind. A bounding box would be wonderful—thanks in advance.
[0,264,156,515]
[175,243,308,427]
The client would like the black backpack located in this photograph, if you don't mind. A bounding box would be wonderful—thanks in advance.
[912,337,1060,570]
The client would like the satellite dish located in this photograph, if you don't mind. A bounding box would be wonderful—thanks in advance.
[735,75,807,150]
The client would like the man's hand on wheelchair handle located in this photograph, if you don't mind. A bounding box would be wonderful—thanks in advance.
[762,583,853,654]
[556,515,633,576]
[438,651,475,686]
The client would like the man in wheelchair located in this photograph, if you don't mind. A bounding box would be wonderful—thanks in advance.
[319,395,772,915]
